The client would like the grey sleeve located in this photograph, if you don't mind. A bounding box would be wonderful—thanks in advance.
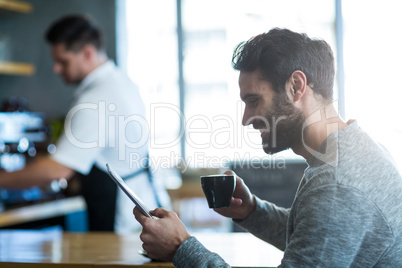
[234,196,290,251]
[172,196,290,268]
[173,236,230,268]
[280,184,394,267]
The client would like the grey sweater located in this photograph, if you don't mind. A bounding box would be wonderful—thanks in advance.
[173,121,402,267]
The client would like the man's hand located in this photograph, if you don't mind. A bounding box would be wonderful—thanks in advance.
[134,207,191,261]
[213,170,256,220]
[0,157,74,189]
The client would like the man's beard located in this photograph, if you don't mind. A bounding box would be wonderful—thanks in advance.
[259,93,304,155]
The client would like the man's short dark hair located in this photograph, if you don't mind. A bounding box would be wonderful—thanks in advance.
[45,14,105,52]
[232,28,335,100]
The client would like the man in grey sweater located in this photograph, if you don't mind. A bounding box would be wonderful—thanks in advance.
[134,28,402,267]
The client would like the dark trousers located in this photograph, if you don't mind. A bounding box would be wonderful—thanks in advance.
[80,165,117,231]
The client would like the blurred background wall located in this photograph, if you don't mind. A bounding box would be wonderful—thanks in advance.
[0,0,116,119]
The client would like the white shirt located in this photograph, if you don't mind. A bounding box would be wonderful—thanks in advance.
[51,60,169,233]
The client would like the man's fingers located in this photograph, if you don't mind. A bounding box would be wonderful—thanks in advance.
[231,197,243,206]
[133,206,149,224]
[150,207,171,218]
[224,170,236,176]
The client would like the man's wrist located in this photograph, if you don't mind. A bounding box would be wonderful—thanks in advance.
[249,195,257,215]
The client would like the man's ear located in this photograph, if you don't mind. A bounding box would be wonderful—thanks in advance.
[288,70,307,102]
[81,44,96,61]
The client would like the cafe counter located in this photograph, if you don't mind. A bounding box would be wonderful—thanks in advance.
[0,196,86,230]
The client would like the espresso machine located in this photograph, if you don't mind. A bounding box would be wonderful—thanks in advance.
[0,98,66,211]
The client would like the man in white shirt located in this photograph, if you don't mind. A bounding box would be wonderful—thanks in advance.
[0,15,169,233]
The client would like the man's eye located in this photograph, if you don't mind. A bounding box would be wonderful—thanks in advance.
[247,98,258,105]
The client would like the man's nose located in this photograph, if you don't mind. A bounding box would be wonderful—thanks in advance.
[242,109,253,126]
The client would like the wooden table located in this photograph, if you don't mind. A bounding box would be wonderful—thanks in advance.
[0,230,284,267]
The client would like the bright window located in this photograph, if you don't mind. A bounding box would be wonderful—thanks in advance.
[343,0,402,171]
[125,0,180,168]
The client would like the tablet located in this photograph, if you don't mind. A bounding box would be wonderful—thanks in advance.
[106,163,154,218]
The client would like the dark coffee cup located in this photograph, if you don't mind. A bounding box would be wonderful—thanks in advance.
[200,174,236,208]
